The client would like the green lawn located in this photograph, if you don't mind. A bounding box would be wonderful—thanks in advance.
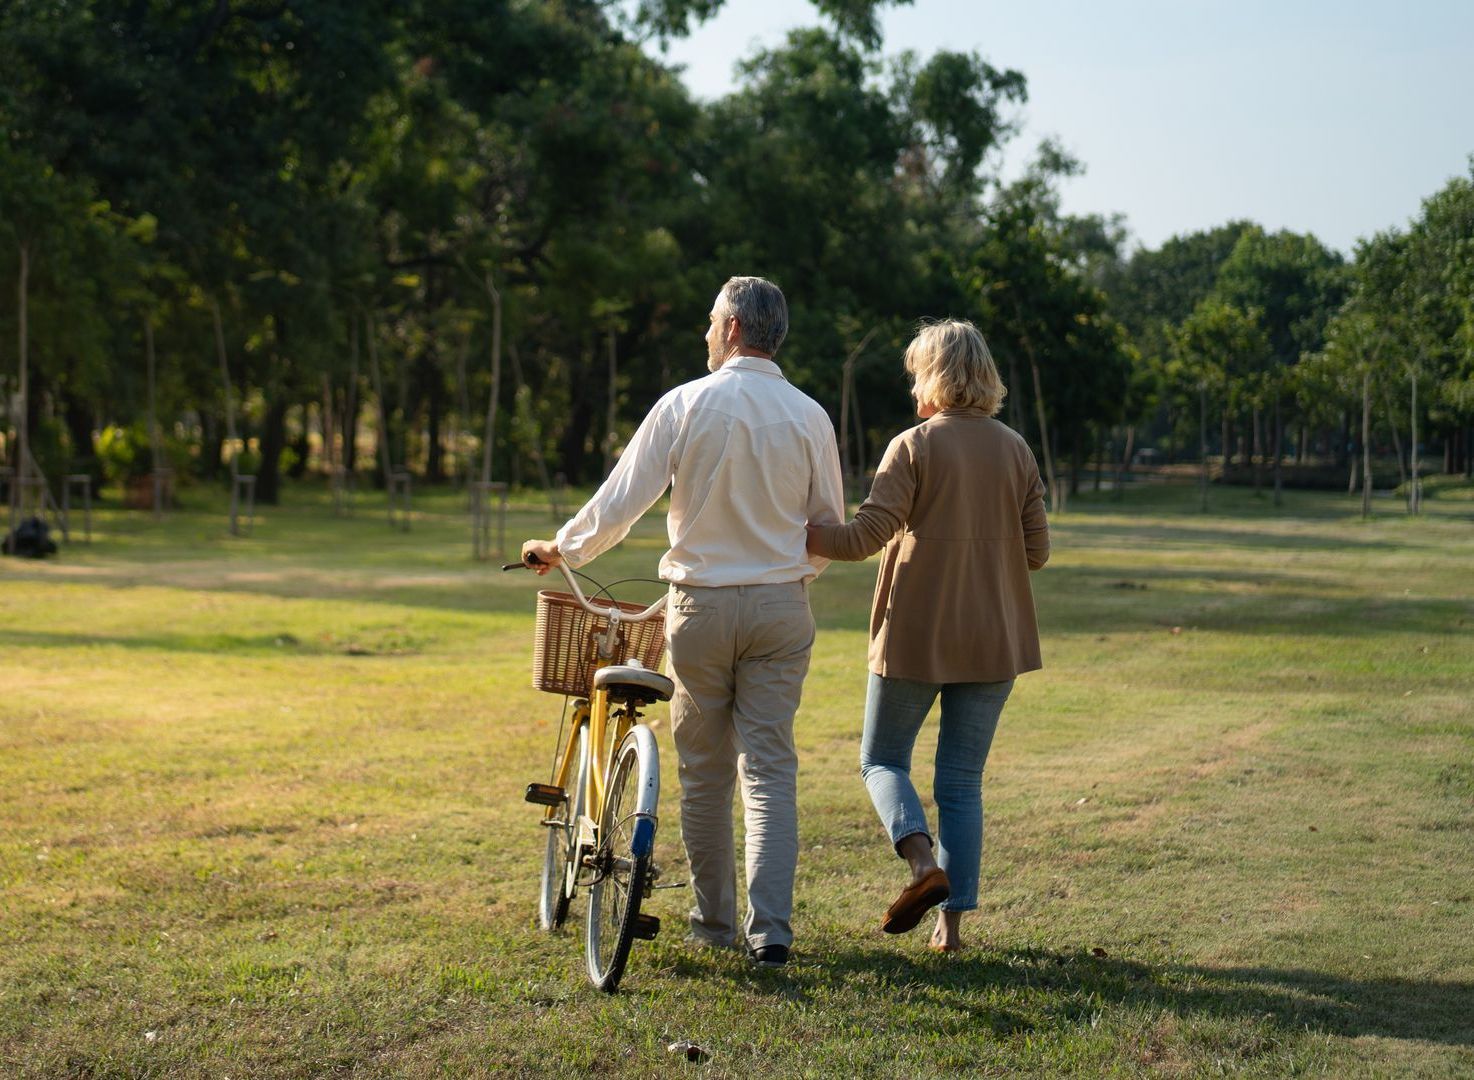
[2,479,1471,1077]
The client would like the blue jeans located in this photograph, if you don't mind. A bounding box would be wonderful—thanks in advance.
[860,673,1014,911]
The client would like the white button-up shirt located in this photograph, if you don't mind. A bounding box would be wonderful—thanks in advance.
[555,355,846,587]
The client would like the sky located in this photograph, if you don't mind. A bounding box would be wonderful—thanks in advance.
[645,0,1474,255]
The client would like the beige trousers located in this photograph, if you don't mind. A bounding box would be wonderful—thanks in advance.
[665,580,814,950]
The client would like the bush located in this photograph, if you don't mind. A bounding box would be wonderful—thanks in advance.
[233,449,261,477]
[97,424,152,483]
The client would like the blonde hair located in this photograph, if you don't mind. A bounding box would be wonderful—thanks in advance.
[903,319,1006,416]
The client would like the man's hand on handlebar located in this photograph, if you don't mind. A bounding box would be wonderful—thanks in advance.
[520,539,562,575]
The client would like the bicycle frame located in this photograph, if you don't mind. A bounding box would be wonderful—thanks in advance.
[513,557,670,989]
[536,564,666,868]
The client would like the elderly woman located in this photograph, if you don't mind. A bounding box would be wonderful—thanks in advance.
[806,319,1049,952]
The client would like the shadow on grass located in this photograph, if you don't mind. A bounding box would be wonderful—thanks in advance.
[806,573,1471,639]
[0,628,428,657]
[651,943,1473,1047]
[1056,521,1405,553]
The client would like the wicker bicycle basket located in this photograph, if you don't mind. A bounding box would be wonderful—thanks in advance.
[532,590,668,696]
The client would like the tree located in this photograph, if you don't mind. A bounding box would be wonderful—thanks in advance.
[1173,300,1269,510]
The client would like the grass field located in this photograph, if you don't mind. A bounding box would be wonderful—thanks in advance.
[2,479,1472,1077]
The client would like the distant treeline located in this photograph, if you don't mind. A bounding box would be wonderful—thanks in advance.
[2,0,1471,511]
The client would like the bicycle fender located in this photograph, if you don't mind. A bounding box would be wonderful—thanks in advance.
[624,724,660,856]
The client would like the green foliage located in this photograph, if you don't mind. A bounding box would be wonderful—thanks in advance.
[1,0,1468,499]
[96,424,151,483]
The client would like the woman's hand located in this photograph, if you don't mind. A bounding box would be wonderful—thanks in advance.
[804,523,825,554]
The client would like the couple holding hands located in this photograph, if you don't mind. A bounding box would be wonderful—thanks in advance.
[521,276,1049,967]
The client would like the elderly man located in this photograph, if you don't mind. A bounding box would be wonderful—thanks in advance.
[522,276,844,967]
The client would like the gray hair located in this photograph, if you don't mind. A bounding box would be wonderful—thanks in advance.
[715,276,789,355]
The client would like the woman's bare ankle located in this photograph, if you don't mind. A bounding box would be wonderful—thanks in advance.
[896,833,937,883]
[931,911,963,949]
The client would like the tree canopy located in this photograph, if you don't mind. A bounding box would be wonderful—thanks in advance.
[2,2,1470,511]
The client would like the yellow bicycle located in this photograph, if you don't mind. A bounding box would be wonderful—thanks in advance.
[504,556,674,992]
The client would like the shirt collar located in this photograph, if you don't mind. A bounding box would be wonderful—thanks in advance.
[723,355,785,379]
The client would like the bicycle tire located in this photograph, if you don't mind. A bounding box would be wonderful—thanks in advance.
[585,730,654,992]
[538,721,587,931]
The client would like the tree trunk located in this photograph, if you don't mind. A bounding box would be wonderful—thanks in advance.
[1360,369,1372,519]
[838,356,852,493]
[320,375,336,474]
[144,316,163,517]
[365,310,394,488]
[1380,383,1406,487]
[10,241,30,530]
[1113,424,1135,501]
[839,329,878,498]
[481,271,503,486]
[1251,404,1263,493]
[345,314,361,476]
[558,339,594,486]
[256,396,288,505]
[200,411,223,482]
[1008,351,1023,437]
[425,368,446,483]
[342,382,361,476]
[61,389,100,491]
[1272,397,1283,508]
[1009,313,1057,514]
[288,405,309,480]
[1199,383,1210,512]
[603,325,618,479]
[509,342,556,503]
[210,298,241,483]
[1409,368,1420,514]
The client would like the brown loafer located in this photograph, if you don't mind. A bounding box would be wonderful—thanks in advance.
[881,868,950,934]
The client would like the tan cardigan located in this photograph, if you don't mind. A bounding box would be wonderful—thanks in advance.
[809,408,1049,683]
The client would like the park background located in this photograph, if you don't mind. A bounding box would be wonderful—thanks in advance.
[2,0,1472,1076]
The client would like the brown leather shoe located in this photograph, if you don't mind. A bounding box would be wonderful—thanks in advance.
[881,868,950,934]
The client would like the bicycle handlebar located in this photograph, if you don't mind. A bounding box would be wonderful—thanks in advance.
[501,556,668,623]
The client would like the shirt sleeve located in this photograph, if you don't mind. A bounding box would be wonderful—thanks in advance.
[1021,450,1050,570]
[808,432,916,562]
[555,396,679,568]
[802,409,847,577]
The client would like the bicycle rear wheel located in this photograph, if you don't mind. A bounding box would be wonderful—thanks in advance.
[538,721,586,931]
[585,729,656,992]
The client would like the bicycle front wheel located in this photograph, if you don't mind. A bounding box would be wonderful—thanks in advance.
[585,727,658,992]
[538,721,587,931]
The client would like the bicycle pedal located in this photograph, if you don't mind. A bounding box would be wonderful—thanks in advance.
[524,783,565,807]
[632,914,660,940]
[651,881,688,890]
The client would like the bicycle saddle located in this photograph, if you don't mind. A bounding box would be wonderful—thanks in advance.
[594,662,674,704]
